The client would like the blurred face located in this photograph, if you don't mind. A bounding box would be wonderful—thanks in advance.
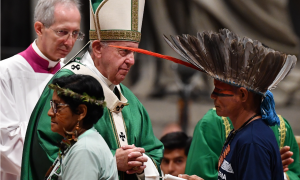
[37,4,81,61]
[161,149,187,177]
[97,41,138,85]
[210,79,240,117]
[48,91,79,137]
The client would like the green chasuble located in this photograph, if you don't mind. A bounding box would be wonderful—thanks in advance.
[21,63,164,180]
[185,108,300,180]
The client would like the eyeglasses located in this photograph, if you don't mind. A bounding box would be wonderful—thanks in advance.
[50,100,69,114]
[49,28,85,41]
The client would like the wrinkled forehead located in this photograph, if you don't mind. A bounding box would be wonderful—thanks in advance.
[213,79,235,91]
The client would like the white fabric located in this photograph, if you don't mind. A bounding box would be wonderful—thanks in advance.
[32,40,62,68]
[0,54,54,180]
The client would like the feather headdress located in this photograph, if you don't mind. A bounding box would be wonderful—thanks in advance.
[163,29,297,95]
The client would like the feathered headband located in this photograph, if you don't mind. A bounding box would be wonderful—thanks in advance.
[109,28,297,96]
[49,84,106,107]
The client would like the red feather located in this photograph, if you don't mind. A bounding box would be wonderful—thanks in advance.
[109,45,200,71]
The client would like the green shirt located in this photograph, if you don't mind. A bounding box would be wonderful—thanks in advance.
[21,66,164,180]
[185,108,300,180]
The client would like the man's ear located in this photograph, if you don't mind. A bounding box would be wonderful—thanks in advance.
[238,87,249,102]
[76,104,87,121]
[34,21,44,36]
[91,40,102,58]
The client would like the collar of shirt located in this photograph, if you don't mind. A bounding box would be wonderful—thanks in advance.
[32,40,62,68]
[80,51,116,91]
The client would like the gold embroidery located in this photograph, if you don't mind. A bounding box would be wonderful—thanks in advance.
[132,0,138,31]
[89,30,141,42]
[222,117,232,138]
[278,115,286,149]
[95,0,108,40]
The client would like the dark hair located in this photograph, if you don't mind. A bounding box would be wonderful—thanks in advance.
[52,74,104,128]
[160,132,192,156]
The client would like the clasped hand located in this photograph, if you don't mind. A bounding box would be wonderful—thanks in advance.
[116,144,148,174]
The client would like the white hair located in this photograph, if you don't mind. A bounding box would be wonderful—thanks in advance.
[34,0,80,27]
[88,41,108,53]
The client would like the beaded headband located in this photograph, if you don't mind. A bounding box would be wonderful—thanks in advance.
[48,84,106,107]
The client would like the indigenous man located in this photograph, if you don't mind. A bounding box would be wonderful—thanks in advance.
[0,0,81,179]
[160,132,192,177]
[185,108,300,180]
[160,29,297,180]
[21,0,164,180]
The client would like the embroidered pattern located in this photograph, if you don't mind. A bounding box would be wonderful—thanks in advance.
[89,30,141,42]
[132,0,138,31]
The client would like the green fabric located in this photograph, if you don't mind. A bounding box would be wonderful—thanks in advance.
[21,67,164,180]
[185,108,300,180]
[91,0,104,13]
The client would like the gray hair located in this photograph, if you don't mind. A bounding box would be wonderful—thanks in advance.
[34,0,80,27]
[88,41,108,53]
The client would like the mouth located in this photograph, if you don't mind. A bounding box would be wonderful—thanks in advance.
[51,120,58,124]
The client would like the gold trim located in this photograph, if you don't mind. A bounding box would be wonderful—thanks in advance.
[89,30,141,42]
[132,0,138,31]
[222,117,232,138]
[108,110,121,148]
[278,115,286,149]
[95,0,109,40]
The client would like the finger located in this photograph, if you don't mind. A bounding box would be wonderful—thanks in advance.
[126,165,146,174]
[190,175,204,180]
[281,151,293,160]
[128,161,144,167]
[121,144,136,150]
[128,155,148,163]
[130,147,145,153]
[178,174,190,179]
[282,158,294,166]
[128,151,143,159]
[283,167,289,172]
[280,146,290,154]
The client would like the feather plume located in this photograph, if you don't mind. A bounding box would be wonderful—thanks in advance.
[108,45,200,71]
[112,28,297,95]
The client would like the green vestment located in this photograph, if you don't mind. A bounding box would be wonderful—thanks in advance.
[21,62,164,180]
[185,108,300,180]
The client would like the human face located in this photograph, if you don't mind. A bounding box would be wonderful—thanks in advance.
[161,149,187,177]
[210,79,240,117]
[37,4,81,61]
[97,41,138,85]
[48,91,79,137]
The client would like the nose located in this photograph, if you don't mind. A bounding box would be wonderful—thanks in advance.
[48,107,55,117]
[167,161,175,175]
[125,54,135,66]
[63,34,76,47]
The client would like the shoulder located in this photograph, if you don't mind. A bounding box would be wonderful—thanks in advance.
[0,54,29,72]
[238,120,278,148]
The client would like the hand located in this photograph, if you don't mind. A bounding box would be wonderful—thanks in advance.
[123,145,148,174]
[115,144,147,174]
[178,174,204,180]
[280,146,294,172]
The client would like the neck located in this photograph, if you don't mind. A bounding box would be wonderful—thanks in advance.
[229,109,261,130]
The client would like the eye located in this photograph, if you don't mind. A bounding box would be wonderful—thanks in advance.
[57,30,68,36]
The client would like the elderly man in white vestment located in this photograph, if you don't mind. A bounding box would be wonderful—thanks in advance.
[0,0,82,179]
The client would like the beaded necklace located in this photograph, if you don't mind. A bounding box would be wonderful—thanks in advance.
[217,114,259,171]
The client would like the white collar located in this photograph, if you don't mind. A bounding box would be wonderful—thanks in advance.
[32,40,62,68]
[80,51,116,91]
